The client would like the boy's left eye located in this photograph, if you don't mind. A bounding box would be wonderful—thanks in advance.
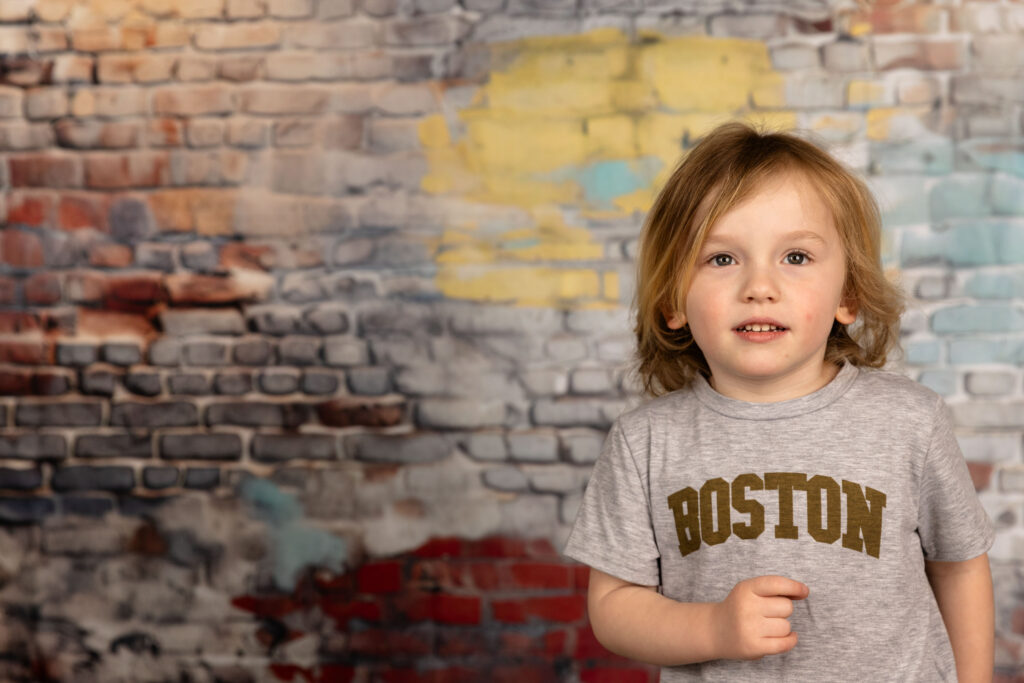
[785,252,809,265]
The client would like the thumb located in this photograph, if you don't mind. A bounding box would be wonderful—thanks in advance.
[749,575,809,600]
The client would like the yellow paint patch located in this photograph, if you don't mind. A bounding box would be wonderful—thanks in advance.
[848,80,889,108]
[866,106,931,141]
[420,29,794,307]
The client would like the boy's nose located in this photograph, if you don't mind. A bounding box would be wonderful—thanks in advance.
[741,268,779,303]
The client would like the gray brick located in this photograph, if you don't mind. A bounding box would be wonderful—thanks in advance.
[80,368,118,396]
[302,369,340,395]
[462,431,507,462]
[258,368,300,394]
[205,401,309,428]
[560,428,604,464]
[160,309,247,336]
[160,433,242,460]
[546,335,588,363]
[783,74,846,109]
[0,433,66,460]
[183,340,229,366]
[520,369,569,397]
[914,274,953,300]
[278,336,320,365]
[917,370,958,396]
[305,306,350,334]
[281,273,326,302]
[532,399,608,429]
[136,243,176,271]
[320,0,356,18]
[233,338,273,366]
[597,334,632,363]
[507,430,558,463]
[248,306,300,335]
[52,466,134,492]
[252,434,337,461]
[214,371,253,395]
[951,401,1024,429]
[370,336,431,365]
[109,197,156,243]
[957,433,1020,463]
[383,16,469,47]
[168,372,211,395]
[709,13,788,39]
[560,492,581,525]
[56,342,98,366]
[332,238,375,267]
[416,399,507,429]
[184,468,220,489]
[110,402,198,428]
[76,433,152,459]
[570,368,614,395]
[181,241,219,271]
[0,467,42,490]
[966,372,1016,397]
[529,465,585,494]
[16,402,102,427]
[143,466,179,489]
[346,366,390,395]
[564,308,630,335]
[323,336,370,366]
[482,466,528,492]
[147,338,182,367]
[360,304,443,336]
[951,75,1024,106]
[60,497,115,517]
[347,433,451,463]
[448,305,562,335]
[0,497,55,523]
[822,38,869,72]
[771,43,820,70]
[101,342,142,366]
[125,371,162,396]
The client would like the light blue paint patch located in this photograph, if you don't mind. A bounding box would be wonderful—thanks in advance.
[932,304,1024,334]
[965,272,1024,299]
[240,478,347,590]
[948,223,1000,266]
[900,229,949,267]
[904,339,942,365]
[990,175,1024,216]
[917,370,959,396]
[872,176,930,228]
[546,157,662,209]
[930,176,992,222]
[960,139,1024,178]
[949,339,1024,365]
[870,140,953,176]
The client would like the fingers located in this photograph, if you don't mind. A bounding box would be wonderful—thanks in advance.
[762,631,799,657]
[761,596,795,619]
[748,575,809,600]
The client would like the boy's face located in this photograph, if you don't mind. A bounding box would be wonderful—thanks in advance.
[665,171,857,402]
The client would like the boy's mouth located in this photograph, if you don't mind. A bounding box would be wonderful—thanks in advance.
[735,323,787,332]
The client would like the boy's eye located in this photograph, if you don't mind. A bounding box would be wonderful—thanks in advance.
[710,254,734,267]
[785,252,809,265]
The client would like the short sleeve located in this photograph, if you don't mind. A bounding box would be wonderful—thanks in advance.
[563,419,662,586]
[917,397,995,562]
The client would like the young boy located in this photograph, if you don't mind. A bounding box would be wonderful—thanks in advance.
[564,122,995,681]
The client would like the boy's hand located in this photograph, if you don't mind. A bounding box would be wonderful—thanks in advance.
[712,575,809,660]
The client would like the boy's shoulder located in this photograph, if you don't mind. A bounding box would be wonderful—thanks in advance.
[613,381,702,428]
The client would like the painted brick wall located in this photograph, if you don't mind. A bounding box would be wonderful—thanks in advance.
[0,0,1023,679]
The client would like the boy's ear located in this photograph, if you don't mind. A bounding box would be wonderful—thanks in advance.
[663,306,687,330]
[835,297,857,325]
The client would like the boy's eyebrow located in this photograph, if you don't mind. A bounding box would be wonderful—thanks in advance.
[701,229,828,249]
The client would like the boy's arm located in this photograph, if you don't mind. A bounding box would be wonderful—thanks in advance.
[587,567,808,667]
[924,553,994,683]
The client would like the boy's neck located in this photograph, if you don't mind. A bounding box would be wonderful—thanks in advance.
[707,361,843,403]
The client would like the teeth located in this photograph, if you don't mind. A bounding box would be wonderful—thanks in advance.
[740,324,782,332]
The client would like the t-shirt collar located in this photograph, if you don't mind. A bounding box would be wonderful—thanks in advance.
[691,362,859,420]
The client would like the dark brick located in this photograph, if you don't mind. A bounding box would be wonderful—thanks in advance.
[51,466,135,492]
[205,402,310,428]
[0,467,43,490]
[147,338,181,366]
[183,341,229,366]
[258,369,300,395]
[16,402,102,427]
[160,433,242,460]
[101,342,143,366]
[306,308,349,335]
[213,371,252,395]
[0,369,31,395]
[119,495,175,516]
[249,309,299,335]
[125,371,162,396]
[110,401,198,428]
[317,398,404,427]
[0,433,66,459]
[302,370,339,395]
[233,339,273,365]
[80,368,119,396]
[184,468,220,489]
[278,336,320,365]
[143,466,179,489]
[75,433,152,459]
[32,371,72,396]
[60,496,115,517]
[251,434,337,461]
[0,497,55,523]
[168,372,211,395]
[55,342,98,366]
[358,304,443,336]
[346,433,451,463]
[109,197,155,243]
[346,366,391,395]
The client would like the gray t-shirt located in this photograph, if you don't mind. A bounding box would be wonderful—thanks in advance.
[564,362,994,682]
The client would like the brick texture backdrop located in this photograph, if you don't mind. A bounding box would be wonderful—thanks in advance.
[0,0,1022,680]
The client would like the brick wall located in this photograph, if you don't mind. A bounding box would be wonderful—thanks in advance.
[0,0,1023,679]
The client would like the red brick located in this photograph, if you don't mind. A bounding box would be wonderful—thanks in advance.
[967,462,994,492]
[510,562,574,590]
[89,243,133,268]
[76,309,156,338]
[165,272,270,305]
[468,562,500,591]
[574,625,615,659]
[6,193,53,227]
[148,118,185,147]
[0,340,51,365]
[545,629,569,657]
[491,599,527,624]
[320,596,383,627]
[358,560,403,594]
[0,229,45,267]
[24,272,61,305]
[404,593,481,625]
[414,537,464,558]
[573,565,590,591]
[0,311,41,334]
[471,537,527,558]
[10,154,82,188]
[437,628,490,658]
[85,152,171,189]
[350,627,433,658]
[106,274,166,304]
[379,668,477,683]
[230,594,302,619]
[0,276,17,304]
[58,194,109,232]
[524,595,586,623]
[220,242,274,270]
[581,667,656,683]
[841,5,944,33]
[491,666,559,683]
[0,369,33,394]
[153,87,235,116]
[411,560,473,591]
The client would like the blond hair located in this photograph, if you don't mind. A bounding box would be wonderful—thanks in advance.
[634,122,904,397]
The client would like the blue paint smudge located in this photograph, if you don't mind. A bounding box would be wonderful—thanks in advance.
[545,157,663,209]
[959,140,1024,178]
[240,478,347,590]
